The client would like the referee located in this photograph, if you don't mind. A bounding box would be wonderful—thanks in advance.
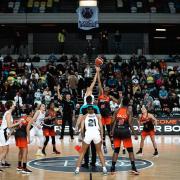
[58,92,75,140]
[75,96,101,168]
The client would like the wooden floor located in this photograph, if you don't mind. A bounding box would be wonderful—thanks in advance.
[0,135,180,180]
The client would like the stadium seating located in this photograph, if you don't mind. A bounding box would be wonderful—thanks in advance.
[0,0,179,13]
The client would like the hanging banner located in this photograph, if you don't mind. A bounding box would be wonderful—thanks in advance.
[76,7,99,30]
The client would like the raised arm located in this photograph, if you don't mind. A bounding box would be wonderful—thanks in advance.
[97,67,103,95]
[89,72,97,91]
[57,84,63,101]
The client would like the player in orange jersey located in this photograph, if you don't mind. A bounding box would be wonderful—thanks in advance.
[110,97,139,175]
[136,105,158,157]
[15,108,34,174]
[97,68,119,153]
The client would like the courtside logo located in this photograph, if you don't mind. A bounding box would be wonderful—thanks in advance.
[28,156,153,172]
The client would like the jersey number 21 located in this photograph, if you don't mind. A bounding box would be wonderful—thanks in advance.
[88,119,96,127]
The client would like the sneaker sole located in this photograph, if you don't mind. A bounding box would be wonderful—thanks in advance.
[111,171,116,175]
[35,154,45,156]
[52,152,61,154]
[153,155,159,158]
[137,154,143,157]
[130,170,140,175]
[21,171,31,174]
[17,169,22,171]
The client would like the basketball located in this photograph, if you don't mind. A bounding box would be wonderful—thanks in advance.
[95,57,104,67]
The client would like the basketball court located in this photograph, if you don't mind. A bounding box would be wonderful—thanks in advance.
[1,135,180,180]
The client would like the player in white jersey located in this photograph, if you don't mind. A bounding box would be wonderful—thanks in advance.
[0,101,22,169]
[83,67,99,105]
[27,104,49,156]
[75,106,107,175]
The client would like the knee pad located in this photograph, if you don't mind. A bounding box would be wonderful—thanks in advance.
[114,147,120,154]
[127,147,133,153]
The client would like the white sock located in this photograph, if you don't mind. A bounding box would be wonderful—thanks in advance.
[103,166,107,171]
[76,167,80,171]
[1,160,5,164]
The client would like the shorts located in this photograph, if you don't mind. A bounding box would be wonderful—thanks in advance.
[16,137,28,148]
[0,129,11,146]
[84,130,101,145]
[141,130,155,138]
[114,137,133,148]
[43,128,55,136]
[101,116,111,125]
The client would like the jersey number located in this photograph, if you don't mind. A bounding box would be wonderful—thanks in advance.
[118,118,125,125]
[88,119,96,127]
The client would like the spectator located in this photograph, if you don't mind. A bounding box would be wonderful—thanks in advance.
[68,71,78,99]
[14,31,21,54]
[48,53,58,63]
[18,54,25,62]
[159,86,168,103]
[58,29,66,54]
[34,89,43,105]
[32,53,41,62]
[59,53,68,62]
[84,64,93,88]
[14,91,23,117]
[99,30,108,53]
[143,93,154,112]
[10,59,18,72]
[30,69,39,80]
[43,86,52,105]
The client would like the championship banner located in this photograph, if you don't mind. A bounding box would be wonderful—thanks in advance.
[76,7,99,30]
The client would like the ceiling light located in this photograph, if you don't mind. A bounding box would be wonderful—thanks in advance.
[155,29,166,32]
[79,0,97,6]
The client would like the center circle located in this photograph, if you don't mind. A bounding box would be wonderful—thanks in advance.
[28,156,153,173]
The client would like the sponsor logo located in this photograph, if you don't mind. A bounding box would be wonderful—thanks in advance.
[28,156,153,172]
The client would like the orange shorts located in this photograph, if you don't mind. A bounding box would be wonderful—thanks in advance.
[114,138,133,148]
[101,116,111,125]
[16,137,28,148]
[43,128,56,136]
[141,130,155,138]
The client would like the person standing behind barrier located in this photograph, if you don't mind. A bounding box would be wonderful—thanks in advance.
[57,86,75,140]
[58,29,66,54]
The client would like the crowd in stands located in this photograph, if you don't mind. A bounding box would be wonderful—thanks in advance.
[0,53,180,118]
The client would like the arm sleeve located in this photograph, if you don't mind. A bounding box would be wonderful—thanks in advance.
[79,106,83,115]
[94,106,100,114]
